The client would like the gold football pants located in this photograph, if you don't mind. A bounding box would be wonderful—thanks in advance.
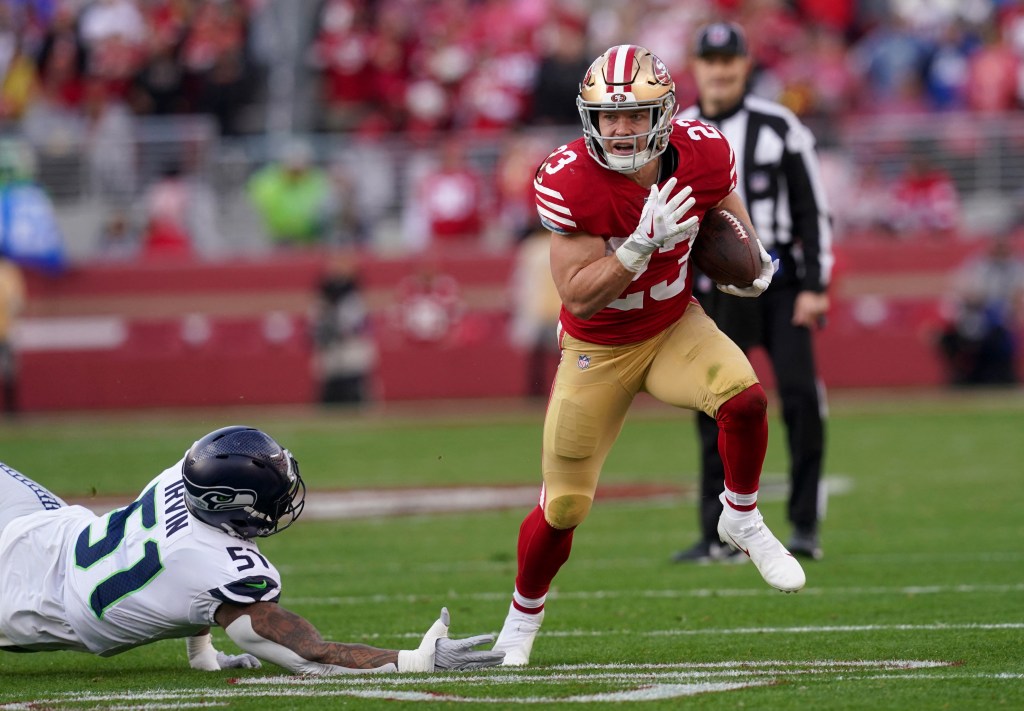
[541,300,758,530]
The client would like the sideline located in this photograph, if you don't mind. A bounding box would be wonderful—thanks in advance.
[68,476,853,519]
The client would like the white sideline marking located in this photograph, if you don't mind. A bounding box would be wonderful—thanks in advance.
[72,475,853,519]
[0,685,768,706]
[235,660,954,687]
[294,475,851,519]
[549,660,952,671]
[286,582,1024,607]
[859,673,1024,680]
[546,622,1024,639]
[278,551,1024,577]
[0,660,965,707]
[338,620,1023,643]
[99,705,227,710]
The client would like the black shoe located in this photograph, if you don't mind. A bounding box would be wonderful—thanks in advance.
[672,540,747,564]
[708,540,749,564]
[788,527,823,560]
[672,540,713,563]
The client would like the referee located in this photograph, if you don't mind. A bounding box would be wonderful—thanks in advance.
[674,22,834,562]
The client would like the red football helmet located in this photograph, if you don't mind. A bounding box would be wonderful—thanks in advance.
[576,45,677,173]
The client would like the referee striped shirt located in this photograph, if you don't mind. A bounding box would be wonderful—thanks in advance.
[680,95,834,291]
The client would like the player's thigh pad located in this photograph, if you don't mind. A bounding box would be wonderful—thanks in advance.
[0,463,67,536]
[644,302,759,418]
[541,335,639,528]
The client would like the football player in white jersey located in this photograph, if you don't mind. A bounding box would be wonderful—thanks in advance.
[0,426,503,674]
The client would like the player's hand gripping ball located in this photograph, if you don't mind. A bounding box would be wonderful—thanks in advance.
[691,207,762,288]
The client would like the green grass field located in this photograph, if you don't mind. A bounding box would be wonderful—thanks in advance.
[1,389,1023,709]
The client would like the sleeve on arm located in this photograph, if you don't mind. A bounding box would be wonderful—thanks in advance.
[534,178,579,236]
[698,127,739,202]
[783,121,834,291]
[210,575,282,605]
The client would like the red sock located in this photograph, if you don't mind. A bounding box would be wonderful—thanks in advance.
[716,384,768,506]
[512,504,575,612]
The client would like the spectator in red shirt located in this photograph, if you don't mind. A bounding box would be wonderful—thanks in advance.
[404,137,488,251]
[307,0,376,131]
[78,0,148,100]
[965,25,1020,113]
[33,3,88,111]
[888,152,962,237]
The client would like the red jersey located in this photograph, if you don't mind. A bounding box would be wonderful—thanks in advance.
[534,120,737,345]
[418,167,486,242]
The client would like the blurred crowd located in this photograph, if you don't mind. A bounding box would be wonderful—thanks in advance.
[2,0,262,135]
[3,0,1023,134]
[304,0,1024,135]
[1,0,1024,261]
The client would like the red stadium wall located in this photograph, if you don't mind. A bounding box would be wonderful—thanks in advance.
[13,251,529,411]
[8,236,1020,412]
[767,235,975,390]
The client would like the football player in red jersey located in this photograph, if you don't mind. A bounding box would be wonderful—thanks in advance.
[492,45,804,666]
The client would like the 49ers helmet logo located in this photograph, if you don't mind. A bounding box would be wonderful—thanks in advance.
[611,94,627,102]
[652,57,671,85]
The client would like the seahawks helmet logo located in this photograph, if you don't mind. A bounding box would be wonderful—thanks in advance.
[191,485,257,511]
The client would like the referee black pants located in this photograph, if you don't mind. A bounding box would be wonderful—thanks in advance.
[693,282,826,541]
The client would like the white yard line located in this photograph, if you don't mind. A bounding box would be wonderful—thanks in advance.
[283,582,1024,608]
[10,659,1019,707]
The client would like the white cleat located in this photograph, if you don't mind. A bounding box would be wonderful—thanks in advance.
[492,604,544,666]
[717,496,806,593]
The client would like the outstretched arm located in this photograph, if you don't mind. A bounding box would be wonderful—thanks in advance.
[214,602,503,675]
[215,602,398,673]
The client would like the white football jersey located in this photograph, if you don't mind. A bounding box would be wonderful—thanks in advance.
[0,459,282,656]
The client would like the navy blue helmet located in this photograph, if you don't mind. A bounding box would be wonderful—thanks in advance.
[181,426,306,539]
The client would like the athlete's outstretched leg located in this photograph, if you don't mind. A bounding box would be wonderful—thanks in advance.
[512,503,576,609]
[492,501,576,666]
[494,333,635,665]
[0,462,66,536]
[715,384,805,592]
[716,383,768,506]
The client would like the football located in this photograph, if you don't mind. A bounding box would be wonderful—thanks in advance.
[690,207,760,288]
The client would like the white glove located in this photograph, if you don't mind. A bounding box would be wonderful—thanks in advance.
[396,607,505,672]
[396,607,450,672]
[616,177,697,273]
[716,238,778,297]
[215,650,262,669]
[186,631,262,671]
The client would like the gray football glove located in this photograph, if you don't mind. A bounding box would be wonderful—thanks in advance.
[397,607,505,672]
[434,633,505,670]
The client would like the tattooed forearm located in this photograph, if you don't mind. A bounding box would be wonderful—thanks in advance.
[227,602,399,670]
[320,643,399,670]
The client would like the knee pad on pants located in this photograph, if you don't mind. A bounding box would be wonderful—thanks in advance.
[544,493,593,530]
[548,396,601,459]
